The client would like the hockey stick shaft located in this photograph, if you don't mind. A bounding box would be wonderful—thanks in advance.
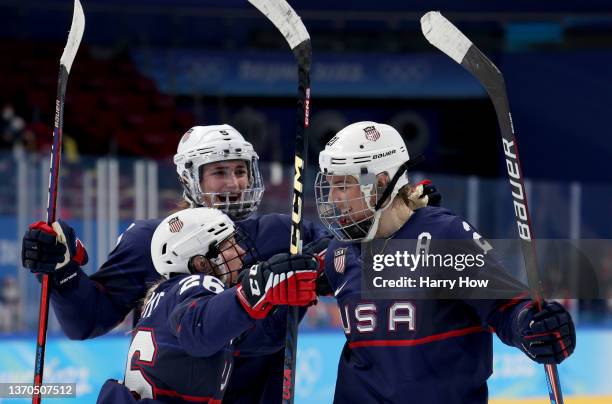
[246,1,311,402]
[284,47,311,403]
[421,12,564,404]
[466,47,565,404]
[33,1,84,403]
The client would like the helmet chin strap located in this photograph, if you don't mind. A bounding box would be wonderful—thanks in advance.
[179,171,200,207]
[183,191,199,208]
[363,210,383,241]
[212,259,231,286]
[374,155,424,211]
[358,178,382,242]
[363,155,425,241]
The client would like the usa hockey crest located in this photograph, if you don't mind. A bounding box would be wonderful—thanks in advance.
[334,247,348,274]
[168,216,184,233]
[363,125,380,141]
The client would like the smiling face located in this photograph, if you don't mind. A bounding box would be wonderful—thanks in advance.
[315,171,395,241]
[191,236,246,286]
[327,175,374,225]
[199,160,249,205]
[215,237,246,286]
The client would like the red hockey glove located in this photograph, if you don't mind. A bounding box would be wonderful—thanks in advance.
[236,253,318,319]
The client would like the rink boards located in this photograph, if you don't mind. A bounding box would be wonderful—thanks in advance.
[0,329,609,403]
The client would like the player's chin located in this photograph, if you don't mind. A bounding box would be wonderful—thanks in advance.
[341,213,371,225]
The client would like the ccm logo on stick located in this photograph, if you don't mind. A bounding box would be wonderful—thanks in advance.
[290,156,304,254]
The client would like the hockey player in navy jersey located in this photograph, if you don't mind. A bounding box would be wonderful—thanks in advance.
[21,124,331,403]
[21,123,440,402]
[96,207,319,403]
[314,121,576,404]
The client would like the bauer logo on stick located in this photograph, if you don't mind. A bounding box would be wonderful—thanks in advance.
[334,247,347,274]
[168,217,184,233]
[363,125,381,141]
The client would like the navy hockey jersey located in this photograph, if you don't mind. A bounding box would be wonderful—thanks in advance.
[50,213,328,403]
[98,272,264,403]
[323,207,529,404]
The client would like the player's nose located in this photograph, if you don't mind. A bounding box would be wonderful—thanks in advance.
[223,173,240,190]
[331,191,348,208]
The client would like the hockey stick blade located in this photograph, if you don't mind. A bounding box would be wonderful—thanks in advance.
[421,11,565,404]
[59,0,85,73]
[247,0,309,50]
[421,11,505,95]
[421,11,472,65]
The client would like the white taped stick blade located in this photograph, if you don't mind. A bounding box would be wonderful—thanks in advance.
[59,0,85,73]
[248,0,309,50]
[421,11,471,64]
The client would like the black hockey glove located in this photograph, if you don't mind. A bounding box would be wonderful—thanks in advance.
[418,179,441,207]
[303,235,332,257]
[22,220,88,287]
[236,253,318,319]
[514,301,575,364]
[315,271,333,297]
[405,179,442,210]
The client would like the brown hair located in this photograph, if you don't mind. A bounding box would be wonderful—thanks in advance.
[397,183,428,211]
[140,277,167,314]
[172,199,192,213]
[398,183,412,206]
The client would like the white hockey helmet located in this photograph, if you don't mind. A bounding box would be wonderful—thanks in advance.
[151,207,249,284]
[173,125,265,220]
[315,121,411,241]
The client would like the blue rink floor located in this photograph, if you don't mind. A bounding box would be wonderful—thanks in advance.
[0,328,609,403]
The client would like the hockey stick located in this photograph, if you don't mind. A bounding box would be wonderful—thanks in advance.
[421,11,564,404]
[246,1,311,402]
[33,1,84,403]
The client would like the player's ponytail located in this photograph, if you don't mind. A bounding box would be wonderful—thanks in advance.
[173,199,191,213]
[140,278,166,314]
[398,183,429,211]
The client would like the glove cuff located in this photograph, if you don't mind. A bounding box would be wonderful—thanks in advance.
[72,239,88,266]
[51,261,82,290]
[236,284,271,320]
